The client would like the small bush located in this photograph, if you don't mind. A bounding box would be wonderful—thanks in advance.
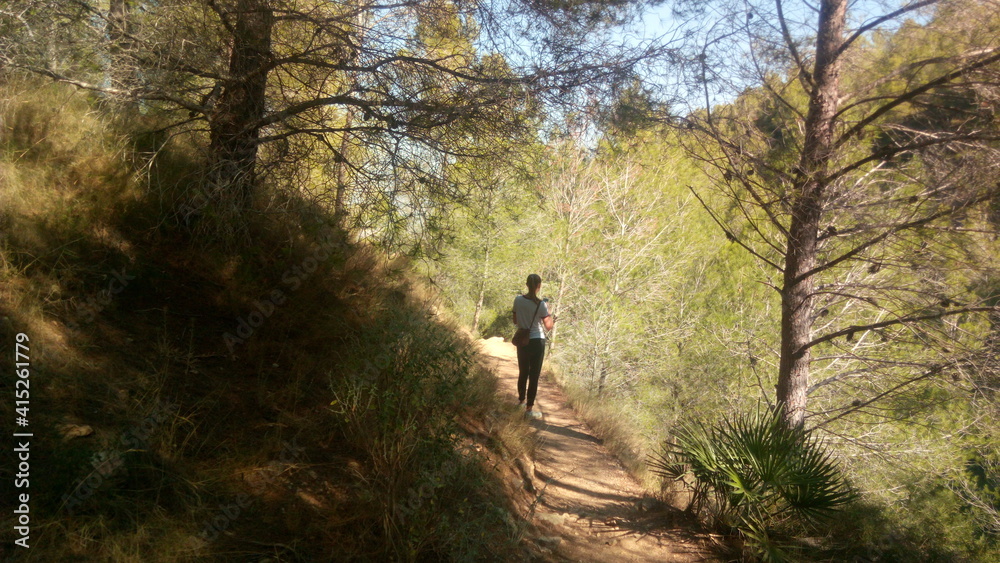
[482,308,515,339]
[651,405,855,561]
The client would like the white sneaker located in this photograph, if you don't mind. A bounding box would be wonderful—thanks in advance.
[526,409,542,420]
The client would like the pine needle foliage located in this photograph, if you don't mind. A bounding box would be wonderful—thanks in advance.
[651,405,855,561]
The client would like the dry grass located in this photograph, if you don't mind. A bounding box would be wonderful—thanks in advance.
[0,76,530,562]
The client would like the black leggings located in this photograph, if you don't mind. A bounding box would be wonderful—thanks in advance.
[516,338,546,408]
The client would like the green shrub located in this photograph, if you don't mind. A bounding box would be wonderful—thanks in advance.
[651,405,855,561]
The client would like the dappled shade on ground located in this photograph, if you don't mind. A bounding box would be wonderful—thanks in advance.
[479,337,712,562]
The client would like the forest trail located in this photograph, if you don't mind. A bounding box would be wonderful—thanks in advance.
[477,337,713,562]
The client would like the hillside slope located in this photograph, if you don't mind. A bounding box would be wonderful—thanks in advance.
[0,82,539,562]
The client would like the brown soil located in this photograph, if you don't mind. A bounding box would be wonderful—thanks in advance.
[478,337,716,562]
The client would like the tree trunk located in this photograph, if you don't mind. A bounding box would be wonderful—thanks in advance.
[548,270,567,348]
[776,0,846,428]
[592,349,601,394]
[333,108,353,228]
[333,1,364,229]
[107,0,135,93]
[472,245,490,334]
[208,0,273,218]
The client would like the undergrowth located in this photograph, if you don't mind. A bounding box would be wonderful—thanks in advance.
[0,76,531,561]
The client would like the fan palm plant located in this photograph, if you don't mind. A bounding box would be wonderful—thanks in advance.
[650,405,854,561]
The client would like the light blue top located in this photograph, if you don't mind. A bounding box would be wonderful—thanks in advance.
[513,295,549,340]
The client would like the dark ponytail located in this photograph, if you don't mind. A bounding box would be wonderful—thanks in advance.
[526,274,542,300]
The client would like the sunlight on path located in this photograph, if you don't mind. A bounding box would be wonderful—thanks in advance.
[478,338,712,562]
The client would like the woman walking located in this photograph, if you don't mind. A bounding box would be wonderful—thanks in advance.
[512,274,554,416]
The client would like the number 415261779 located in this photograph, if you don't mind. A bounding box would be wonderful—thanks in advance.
[15,333,30,422]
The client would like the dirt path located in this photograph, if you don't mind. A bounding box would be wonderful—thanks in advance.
[477,338,712,562]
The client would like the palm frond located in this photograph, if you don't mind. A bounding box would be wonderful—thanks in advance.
[650,404,855,558]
